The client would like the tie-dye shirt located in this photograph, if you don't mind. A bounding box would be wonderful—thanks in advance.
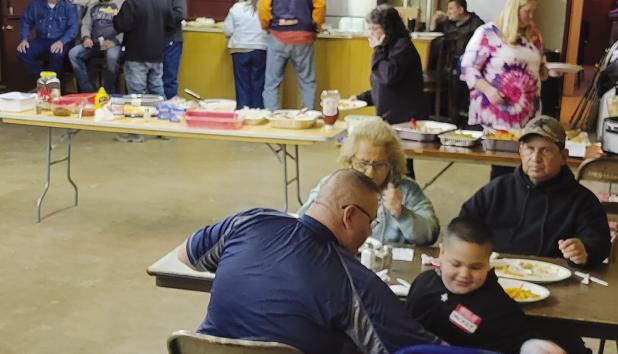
[460,23,545,130]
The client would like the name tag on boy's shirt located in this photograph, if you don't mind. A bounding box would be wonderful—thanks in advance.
[449,304,482,334]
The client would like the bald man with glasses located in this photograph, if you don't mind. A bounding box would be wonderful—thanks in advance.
[178,168,441,354]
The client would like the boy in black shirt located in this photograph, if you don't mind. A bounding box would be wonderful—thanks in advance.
[406,217,565,354]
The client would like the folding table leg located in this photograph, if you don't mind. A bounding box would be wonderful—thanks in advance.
[266,143,303,212]
[36,127,80,223]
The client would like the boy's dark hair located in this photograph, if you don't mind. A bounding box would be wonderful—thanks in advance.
[445,217,493,247]
[449,0,468,12]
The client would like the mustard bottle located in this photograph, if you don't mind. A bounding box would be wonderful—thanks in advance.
[94,87,110,109]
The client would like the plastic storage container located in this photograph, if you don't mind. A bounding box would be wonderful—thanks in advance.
[0,92,36,112]
[184,111,243,129]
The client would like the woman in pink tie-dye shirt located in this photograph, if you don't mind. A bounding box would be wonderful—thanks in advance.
[460,0,549,130]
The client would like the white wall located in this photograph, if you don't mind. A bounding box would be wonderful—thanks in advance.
[326,0,377,17]
[466,0,567,52]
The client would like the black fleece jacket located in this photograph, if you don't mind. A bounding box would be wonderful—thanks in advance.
[460,166,611,268]
[435,12,484,57]
[406,269,535,354]
[113,0,173,62]
[357,36,428,124]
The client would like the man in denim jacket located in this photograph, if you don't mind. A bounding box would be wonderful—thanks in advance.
[17,0,78,79]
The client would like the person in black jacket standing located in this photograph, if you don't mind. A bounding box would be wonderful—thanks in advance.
[353,5,427,179]
[460,116,611,268]
[113,0,173,142]
[354,5,427,125]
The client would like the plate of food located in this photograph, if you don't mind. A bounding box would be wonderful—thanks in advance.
[338,99,367,111]
[268,109,322,129]
[498,278,550,303]
[545,62,583,73]
[236,107,271,125]
[482,130,521,152]
[438,130,483,147]
[492,258,572,283]
[392,120,457,142]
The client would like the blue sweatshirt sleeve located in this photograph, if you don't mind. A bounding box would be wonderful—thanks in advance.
[20,2,36,41]
[60,3,78,45]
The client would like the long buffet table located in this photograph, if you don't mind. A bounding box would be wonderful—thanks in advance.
[147,246,618,341]
[0,111,346,222]
[401,139,603,190]
[178,27,433,112]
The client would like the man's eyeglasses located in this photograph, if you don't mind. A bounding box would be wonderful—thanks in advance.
[351,158,390,172]
[342,204,374,223]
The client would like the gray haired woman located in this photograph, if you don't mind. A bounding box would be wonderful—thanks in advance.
[298,119,440,245]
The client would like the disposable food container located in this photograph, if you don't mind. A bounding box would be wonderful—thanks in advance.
[184,110,243,129]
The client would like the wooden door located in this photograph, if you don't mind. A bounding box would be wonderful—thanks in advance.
[1,0,32,91]
[187,0,235,21]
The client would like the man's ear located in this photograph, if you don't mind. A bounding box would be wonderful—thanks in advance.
[560,148,569,165]
[341,206,354,230]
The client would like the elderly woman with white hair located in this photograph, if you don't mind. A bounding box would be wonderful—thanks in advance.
[298,119,439,245]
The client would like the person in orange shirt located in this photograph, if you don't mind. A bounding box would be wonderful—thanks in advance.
[257,0,325,110]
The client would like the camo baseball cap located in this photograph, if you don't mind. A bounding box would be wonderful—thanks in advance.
[519,116,566,145]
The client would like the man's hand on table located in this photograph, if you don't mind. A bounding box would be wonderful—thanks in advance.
[558,238,588,265]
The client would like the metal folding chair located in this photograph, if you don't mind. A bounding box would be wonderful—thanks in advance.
[167,330,304,354]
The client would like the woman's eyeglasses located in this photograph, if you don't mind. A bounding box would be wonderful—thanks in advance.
[351,158,390,172]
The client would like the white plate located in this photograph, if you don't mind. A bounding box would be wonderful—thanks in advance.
[272,109,322,120]
[492,258,572,283]
[498,278,550,303]
[339,99,368,111]
[411,32,443,40]
[546,62,583,73]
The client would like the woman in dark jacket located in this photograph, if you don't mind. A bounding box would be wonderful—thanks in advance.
[354,5,427,125]
[353,4,427,178]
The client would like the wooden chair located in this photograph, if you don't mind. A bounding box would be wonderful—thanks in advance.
[576,156,618,222]
[423,34,457,123]
[167,330,304,354]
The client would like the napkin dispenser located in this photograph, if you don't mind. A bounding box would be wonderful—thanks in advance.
[602,117,618,155]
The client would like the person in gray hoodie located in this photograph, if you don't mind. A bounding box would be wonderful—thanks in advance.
[68,0,124,93]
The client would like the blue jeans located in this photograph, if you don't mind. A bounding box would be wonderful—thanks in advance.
[68,43,122,93]
[123,61,164,96]
[263,35,316,110]
[232,50,266,109]
[17,37,67,78]
[162,41,183,99]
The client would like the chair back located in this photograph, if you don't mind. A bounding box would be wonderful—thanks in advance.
[576,156,618,183]
[167,330,304,354]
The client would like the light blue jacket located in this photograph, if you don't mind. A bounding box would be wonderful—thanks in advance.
[298,174,440,245]
[223,1,267,50]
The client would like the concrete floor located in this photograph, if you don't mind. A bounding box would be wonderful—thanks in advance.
[0,122,613,354]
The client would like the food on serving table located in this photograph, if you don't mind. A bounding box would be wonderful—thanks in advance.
[566,129,586,142]
[81,104,96,117]
[442,131,478,140]
[235,107,271,119]
[271,110,315,120]
[52,106,72,116]
[484,130,519,140]
[407,119,449,134]
[503,287,542,301]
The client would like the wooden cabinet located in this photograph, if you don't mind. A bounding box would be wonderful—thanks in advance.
[187,0,235,21]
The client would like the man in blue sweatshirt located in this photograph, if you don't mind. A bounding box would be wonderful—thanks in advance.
[17,0,78,79]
